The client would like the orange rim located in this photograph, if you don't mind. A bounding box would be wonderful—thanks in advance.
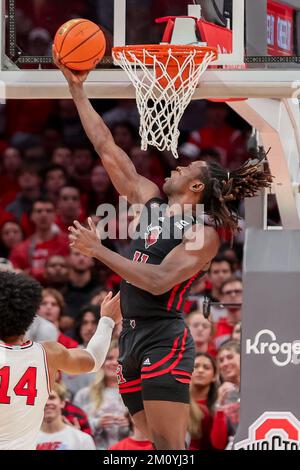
[209,98,247,103]
[112,44,218,65]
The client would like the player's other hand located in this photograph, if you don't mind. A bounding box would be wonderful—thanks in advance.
[100,291,122,324]
[52,44,89,87]
[68,217,100,258]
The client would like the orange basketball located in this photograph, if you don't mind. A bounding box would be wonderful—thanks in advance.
[54,19,106,71]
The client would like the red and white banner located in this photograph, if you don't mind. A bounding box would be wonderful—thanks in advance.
[235,412,300,450]
[267,1,295,56]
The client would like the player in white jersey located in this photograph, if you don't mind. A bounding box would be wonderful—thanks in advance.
[0,271,121,450]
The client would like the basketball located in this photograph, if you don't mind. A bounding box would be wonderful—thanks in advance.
[54,19,106,71]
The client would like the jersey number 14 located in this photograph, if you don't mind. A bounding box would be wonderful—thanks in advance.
[0,366,37,406]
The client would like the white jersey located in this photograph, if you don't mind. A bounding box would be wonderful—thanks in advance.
[0,341,50,450]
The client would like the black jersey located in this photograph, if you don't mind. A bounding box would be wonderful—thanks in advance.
[120,198,206,319]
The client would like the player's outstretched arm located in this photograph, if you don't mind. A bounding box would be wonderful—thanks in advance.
[69,218,220,295]
[52,45,159,205]
[43,292,121,380]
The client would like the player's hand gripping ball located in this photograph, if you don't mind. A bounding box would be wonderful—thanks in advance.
[54,19,106,71]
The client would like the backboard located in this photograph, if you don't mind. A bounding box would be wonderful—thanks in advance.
[0,0,300,99]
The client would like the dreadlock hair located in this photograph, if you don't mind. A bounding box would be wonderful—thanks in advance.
[201,147,273,233]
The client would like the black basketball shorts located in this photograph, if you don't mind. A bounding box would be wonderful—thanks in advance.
[117,317,195,416]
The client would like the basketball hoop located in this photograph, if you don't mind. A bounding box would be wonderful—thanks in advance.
[112,44,218,158]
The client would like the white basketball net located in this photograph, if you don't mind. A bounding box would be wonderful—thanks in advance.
[113,47,216,158]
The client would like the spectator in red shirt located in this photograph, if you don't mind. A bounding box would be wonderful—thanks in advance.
[43,164,68,204]
[0,220,24,258]
[109,420,154,451]
[185,310,216,357]
[56,186,84,233]
[9,198,69,281]
[189,353,218,450]
[38,288,78,349]
[215,277,243,350]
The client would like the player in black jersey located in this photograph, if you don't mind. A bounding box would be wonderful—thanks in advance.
[54,48,272,449]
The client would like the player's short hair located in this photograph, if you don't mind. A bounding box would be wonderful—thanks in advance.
[0,272,42,340]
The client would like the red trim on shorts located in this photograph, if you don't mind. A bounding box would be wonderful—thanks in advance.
[173,378,191,384]
[167,283,181,311]
[174,327,188,368]
[119,378,141,388]
[119,386,142,394]
[176,272,200,310]
[141,328,188,379]
[172,370,192,378]
[141,336,180,372]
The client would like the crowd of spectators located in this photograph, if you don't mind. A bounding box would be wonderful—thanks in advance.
[1,1,252,447]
